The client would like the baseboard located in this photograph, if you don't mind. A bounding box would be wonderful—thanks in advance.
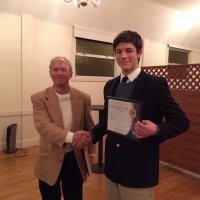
[0,138,39,152]
[160,161,200,180]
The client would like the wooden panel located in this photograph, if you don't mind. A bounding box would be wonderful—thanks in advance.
[160,91,200,174]
[143,64,200,91]
[143,64,200,175]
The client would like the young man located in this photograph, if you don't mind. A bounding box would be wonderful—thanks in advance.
[31,56,95,200]
[90,30,190,200]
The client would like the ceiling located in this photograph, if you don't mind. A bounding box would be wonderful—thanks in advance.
[152,0,200,11]
[0,0,200,50]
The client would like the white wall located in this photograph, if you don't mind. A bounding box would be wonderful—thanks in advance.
[0,12,21,114]
[188,51,200,64]
[20,14,76,147]
[142,39,168,66]
[0,12,22,150]
[0,12,106,150]
[0,11,194,151]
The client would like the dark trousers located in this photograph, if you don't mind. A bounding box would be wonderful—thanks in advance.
[39,151,83,200]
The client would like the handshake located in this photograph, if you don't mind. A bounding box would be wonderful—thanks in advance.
[72,131,92,149]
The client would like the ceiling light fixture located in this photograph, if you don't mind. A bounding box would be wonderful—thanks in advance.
[64,0,101,8]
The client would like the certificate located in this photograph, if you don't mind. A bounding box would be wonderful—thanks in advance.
[107,97,143,140]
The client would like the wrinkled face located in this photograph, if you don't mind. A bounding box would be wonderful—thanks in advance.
[49,59,72,88]
[115,42,142,75]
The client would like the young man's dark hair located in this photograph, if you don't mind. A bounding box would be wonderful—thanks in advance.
[113,30,143,53]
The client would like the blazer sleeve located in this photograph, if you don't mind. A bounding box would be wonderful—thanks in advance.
[156,77,190,142]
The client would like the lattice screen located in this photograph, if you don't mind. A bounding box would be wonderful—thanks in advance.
[143,64,200,91]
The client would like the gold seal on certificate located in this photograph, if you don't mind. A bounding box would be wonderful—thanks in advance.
[107,97,143,140]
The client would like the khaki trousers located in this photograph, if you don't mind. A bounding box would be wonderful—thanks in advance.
[105,177,154,200]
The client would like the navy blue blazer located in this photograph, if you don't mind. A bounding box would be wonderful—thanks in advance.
[91,70,189,188]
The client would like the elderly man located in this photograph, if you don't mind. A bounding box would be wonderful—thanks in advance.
[31,56,95,200]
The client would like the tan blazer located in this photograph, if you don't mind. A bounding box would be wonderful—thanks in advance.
[31,86,95,186]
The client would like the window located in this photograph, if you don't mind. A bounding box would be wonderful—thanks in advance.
[168,47,189,65]
[75,38,114,77]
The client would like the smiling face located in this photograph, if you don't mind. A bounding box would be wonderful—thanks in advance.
[115,42,142,75]
[49,57,72,89]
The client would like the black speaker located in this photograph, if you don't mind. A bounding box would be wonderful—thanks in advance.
[6,123,17,154]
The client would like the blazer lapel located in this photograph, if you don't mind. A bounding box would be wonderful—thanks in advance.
[108,76,120,96]
[45,87,64,128]
[130,70,146,100]
[70,87,83,131]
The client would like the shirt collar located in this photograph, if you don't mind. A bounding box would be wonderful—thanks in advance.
[55,90,70,101]
[120,67,141,83]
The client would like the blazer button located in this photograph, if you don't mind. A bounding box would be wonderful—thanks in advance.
[116,144,120,148]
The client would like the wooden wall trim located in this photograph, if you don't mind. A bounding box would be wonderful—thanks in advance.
[143,64,200,175]
[142,64,200,91]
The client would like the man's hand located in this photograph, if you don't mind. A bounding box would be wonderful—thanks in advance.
[135,120,157,139]
[72,131,91,149]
